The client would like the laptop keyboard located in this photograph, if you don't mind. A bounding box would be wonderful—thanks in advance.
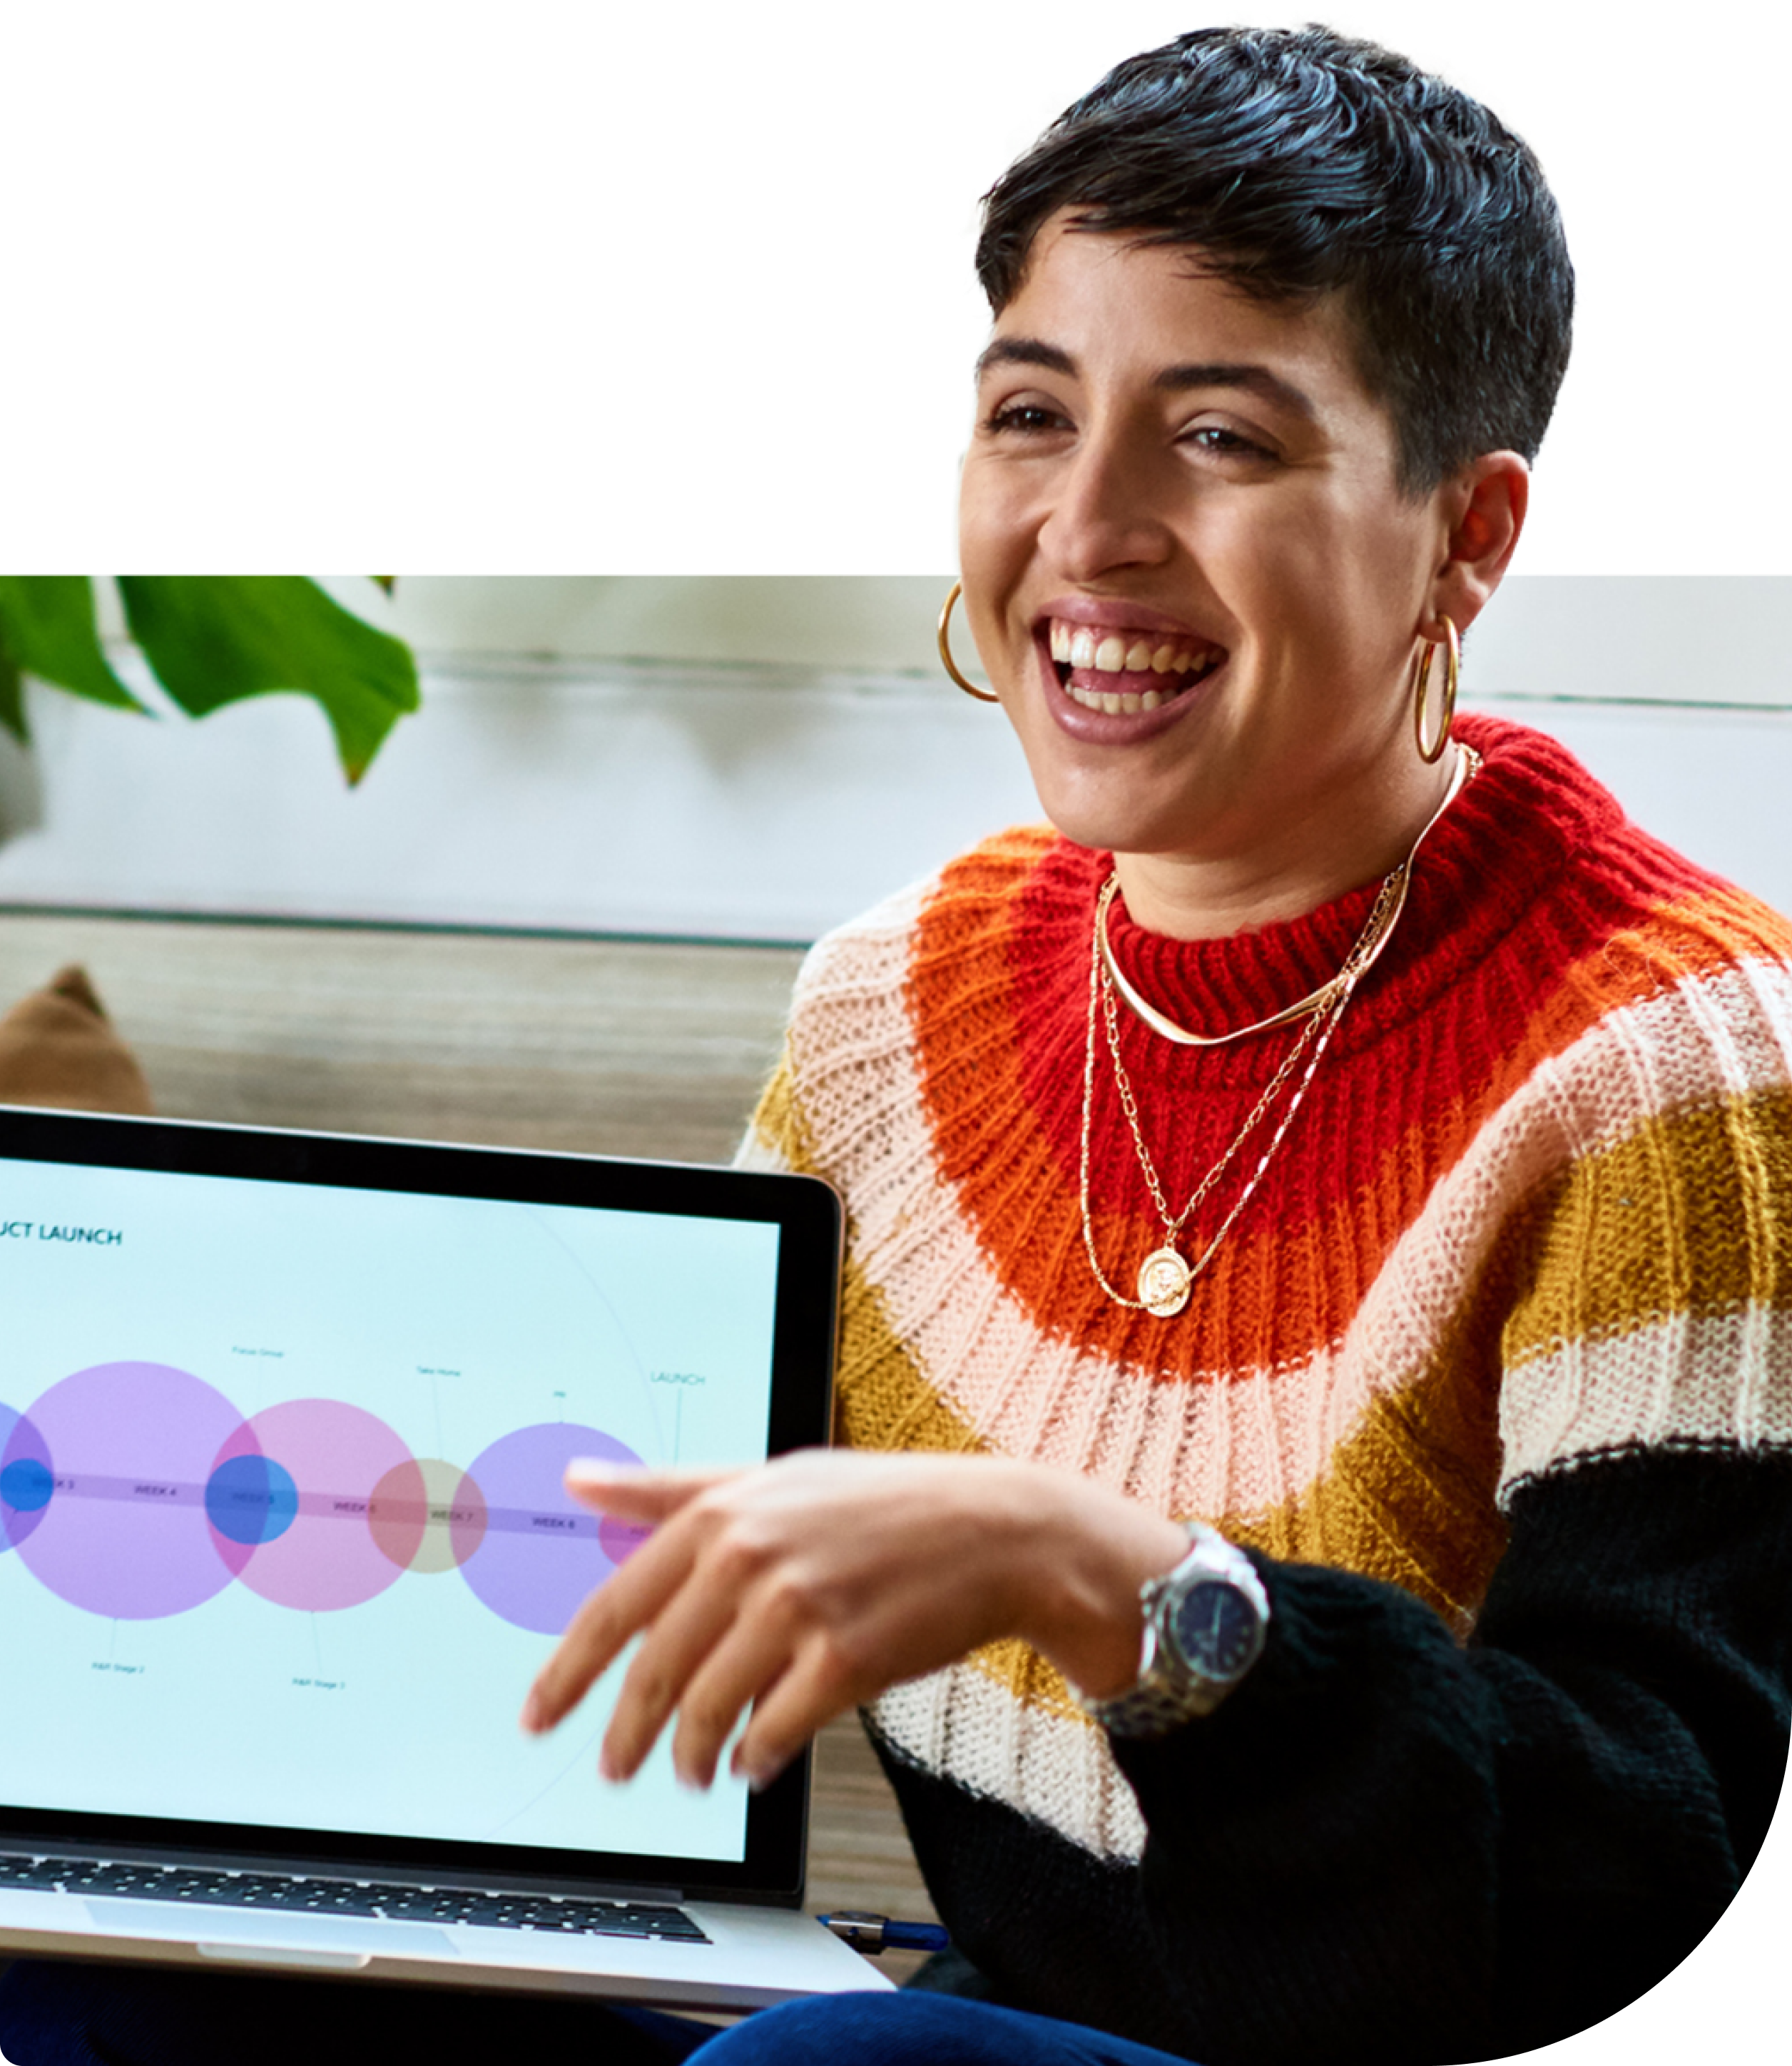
[0,1855,710,1942]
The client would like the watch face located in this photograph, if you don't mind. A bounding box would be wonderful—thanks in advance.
[1169,1578,1261,1681]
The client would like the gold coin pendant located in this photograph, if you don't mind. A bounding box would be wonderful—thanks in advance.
[1137,1246,1193,1319]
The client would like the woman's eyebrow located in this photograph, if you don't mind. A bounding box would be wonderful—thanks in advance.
[974,340,1316,422]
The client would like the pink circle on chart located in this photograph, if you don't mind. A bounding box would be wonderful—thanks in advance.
[13,1363,252,1619]
[599,1512,653,1567]
[230,1399,414,1611]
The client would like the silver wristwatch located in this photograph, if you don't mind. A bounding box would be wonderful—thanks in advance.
[1078,1522,1271,1739]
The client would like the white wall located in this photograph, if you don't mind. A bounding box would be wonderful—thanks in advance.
[2,576,1788,942]
[91,579,953,678]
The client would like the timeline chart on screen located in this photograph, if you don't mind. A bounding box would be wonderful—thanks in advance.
[0,1154,781,1861]
[1,1363,656,1633]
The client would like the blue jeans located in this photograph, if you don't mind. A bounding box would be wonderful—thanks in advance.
[0,1961,1197,2065]
[693,1992,1197,2064]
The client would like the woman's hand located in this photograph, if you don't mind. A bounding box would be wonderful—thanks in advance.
[519,1448,1188,1791]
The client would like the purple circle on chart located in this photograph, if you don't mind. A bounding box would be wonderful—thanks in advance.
[457,1423,641,1635]
[1,1403,55,1552]
[12,1363,253,1618]
[230,1399,414,1612]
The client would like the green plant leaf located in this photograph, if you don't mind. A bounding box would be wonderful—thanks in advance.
[0,648,26,744]
[0,577,146,715]
[116,576,420,785]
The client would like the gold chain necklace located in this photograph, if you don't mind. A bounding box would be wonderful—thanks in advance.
[1097,742,1480,1047]
[1079,746,1481,1319]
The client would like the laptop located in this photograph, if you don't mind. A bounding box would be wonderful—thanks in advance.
[0,1103,890,2010]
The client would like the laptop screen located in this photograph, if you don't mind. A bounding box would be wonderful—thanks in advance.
[0,1109,838,1900]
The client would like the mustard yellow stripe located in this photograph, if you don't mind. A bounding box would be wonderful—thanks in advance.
[1218,1367,1508,1630]
[1502,1085,1792,1369]
[747,1052,813,1174]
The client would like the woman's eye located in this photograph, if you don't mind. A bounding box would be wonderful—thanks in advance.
[982,402,1068,436]
[1186,424,1270,459]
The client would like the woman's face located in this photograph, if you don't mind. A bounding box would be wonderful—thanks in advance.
[958,216,1479,877]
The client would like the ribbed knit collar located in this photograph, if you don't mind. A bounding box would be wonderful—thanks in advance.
[1098,715,1622,1040]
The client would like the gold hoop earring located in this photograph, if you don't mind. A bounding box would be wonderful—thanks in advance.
[1412,614,1460,764]
[938,581,1000,703]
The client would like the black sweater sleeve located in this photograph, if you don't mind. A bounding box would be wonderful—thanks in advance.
[882,1447,1792,2066]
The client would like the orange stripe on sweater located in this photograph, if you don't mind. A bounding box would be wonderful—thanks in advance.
[908,833,1792,1382]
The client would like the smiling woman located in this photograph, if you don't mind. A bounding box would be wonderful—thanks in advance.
[642,24,1786,2066]
[956,222,1527,935]
[5,24,1789,2066]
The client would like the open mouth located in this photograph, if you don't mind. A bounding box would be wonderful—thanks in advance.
[1046,619,1227,715]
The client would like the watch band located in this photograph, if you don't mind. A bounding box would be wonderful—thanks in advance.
[1077,1522,1271,1740]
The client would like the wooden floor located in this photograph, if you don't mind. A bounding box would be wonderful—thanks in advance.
[0,910,940,1975]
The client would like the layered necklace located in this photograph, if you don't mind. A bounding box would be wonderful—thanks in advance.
[1079,745,1480,1320]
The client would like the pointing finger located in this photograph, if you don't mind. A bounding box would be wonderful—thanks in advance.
[521,1507,700,1734]
[564,1463,732,1519]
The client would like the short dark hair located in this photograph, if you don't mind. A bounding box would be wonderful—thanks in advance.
[976,24,1574,493]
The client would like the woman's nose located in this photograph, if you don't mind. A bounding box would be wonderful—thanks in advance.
[1037,429,1176,584]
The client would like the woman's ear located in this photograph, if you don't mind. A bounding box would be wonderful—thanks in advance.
[1422,452,1529,638]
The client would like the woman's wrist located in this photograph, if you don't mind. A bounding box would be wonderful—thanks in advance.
[1003,1465,1192,1699]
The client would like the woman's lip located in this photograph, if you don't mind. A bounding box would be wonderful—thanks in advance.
[1033,596,1223,643]
[1033,633,1223,743]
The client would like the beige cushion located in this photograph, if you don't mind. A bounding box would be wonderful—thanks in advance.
[0,965,154,1115]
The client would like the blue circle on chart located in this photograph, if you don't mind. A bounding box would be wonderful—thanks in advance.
[204,1453,300,1547]
[1,1403,55,1550]
[1,1456,54,1514]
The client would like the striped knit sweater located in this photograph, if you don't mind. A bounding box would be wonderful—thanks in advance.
[741,715,1792,2065]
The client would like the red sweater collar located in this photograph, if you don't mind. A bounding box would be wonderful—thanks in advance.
[1080,715,1622,1039]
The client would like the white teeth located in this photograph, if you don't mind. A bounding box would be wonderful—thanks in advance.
[1064,681,1169,715]
[1049,619,1220,683]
